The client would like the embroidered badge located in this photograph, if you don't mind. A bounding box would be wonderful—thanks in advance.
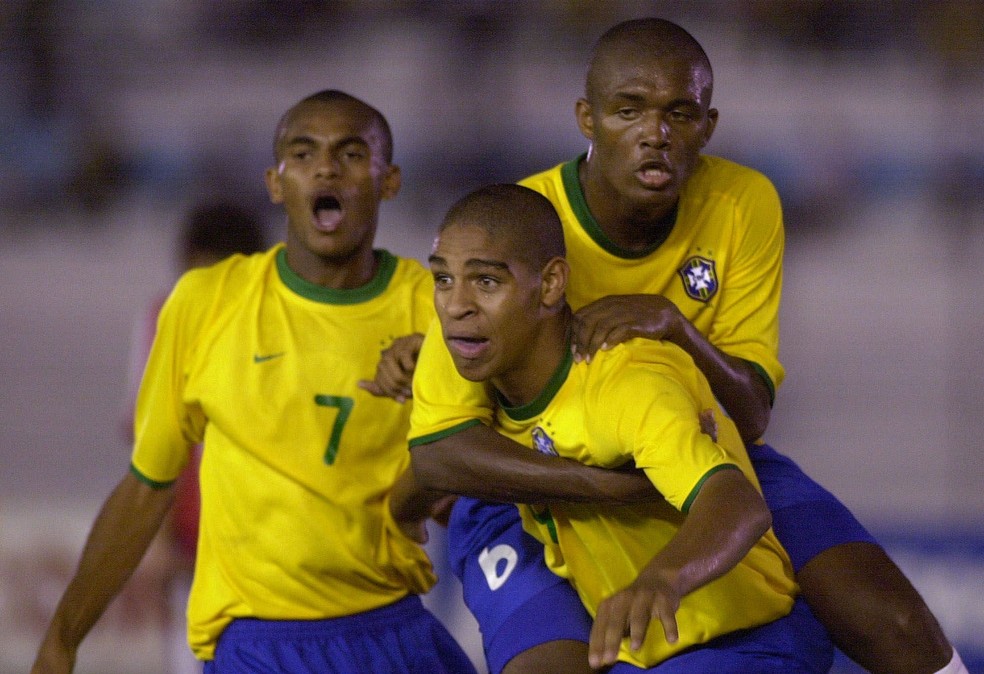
[531,427,558,456]
[678,256,718,302]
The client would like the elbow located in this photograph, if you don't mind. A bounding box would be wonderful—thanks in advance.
[737,405,770,444]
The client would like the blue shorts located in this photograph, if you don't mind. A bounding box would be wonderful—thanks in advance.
[450,498,833,673]
[203,594,477,674]
[448,497,591,674]
[748,442,877,572]
[450,442,870,671]
[610,596,832,673]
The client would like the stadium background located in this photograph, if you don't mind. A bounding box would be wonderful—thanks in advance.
[1,2,982,672]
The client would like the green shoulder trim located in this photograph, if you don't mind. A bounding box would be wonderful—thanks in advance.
[745,360,776,406]
[276,248,397,304]
[408,419,483,448]
[129,464,175,490]
[681,464,741,514]
[561,155,675,259]
[499,349,573,421]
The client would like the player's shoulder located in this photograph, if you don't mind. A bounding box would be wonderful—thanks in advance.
[691,155,778,196]
[386,251,434,293]
[171,246,275,303]
[588,339,698,390]
[518,159,567,193]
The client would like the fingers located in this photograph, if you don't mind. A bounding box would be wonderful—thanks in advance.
[360,337,421,401]
[698,408,718,441]
[589,594,627,668]
[588,587,680,667]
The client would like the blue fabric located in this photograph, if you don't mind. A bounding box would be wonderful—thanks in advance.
[609,597,834,673]
[449,497,591,673]
[202,595,476,674]
[748,442,878,571]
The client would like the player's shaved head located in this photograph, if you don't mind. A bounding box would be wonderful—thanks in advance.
[272,89,394,163]
[440,184,566,271]
[585,18,713,107]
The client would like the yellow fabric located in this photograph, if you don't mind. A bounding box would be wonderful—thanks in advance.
[132,245,436,659]
[520,154,785,393]
[410,153,786,446]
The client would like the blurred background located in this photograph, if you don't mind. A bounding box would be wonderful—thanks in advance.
[1,1,982,672]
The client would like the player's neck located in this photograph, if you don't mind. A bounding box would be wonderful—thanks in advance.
[493,308,572,409]
[285,243,379,289]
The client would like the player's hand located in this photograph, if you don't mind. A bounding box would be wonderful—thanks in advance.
[358,333,424,403]
[572,294,684,361]
[698,408,718,442]
[588,567,681,668]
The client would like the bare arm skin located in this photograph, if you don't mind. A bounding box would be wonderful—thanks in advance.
[32,472,175,674]
[572,294,771,442]
[588,468,772,668]
[410,423,657,505]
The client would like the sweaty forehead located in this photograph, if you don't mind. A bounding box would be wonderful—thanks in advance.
[590,48,710,103]
[276,101,384,155]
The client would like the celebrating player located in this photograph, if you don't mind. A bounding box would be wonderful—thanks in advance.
[31,90,476,674]
[395,17,965,674]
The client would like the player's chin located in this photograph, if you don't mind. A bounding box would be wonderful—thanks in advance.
[449,355,490,383]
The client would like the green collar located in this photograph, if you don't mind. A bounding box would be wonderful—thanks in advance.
[561,154,677,259]
[276,247,397,304]
[498,347,574,421]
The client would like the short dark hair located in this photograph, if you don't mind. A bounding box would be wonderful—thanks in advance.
[440,184,565,271]
[272,89,394,163]
[586,18,713,105]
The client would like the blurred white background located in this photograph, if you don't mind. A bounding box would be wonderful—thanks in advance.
[2,1,983,672]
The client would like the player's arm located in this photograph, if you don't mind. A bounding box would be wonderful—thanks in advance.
[589,466,771,667]
[410,422,657,505]
[572,295,771,443]
[32,471,174,674]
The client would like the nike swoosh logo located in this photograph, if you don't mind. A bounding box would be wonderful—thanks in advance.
[253,352,285,364]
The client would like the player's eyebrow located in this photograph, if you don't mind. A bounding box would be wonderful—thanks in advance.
[428,254,510,271]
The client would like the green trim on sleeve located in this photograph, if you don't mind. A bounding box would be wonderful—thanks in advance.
[408,419,483,448]
[129,463,176,489]
[745,360,776,406]
[681,463,741,514]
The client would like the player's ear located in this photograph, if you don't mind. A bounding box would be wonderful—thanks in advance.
[540,257,568,308]
[701,108,719,148]
[380,163,401,201]
[264,165,284,204]
[575,98,594,141]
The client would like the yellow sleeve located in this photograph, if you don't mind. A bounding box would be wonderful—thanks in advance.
[130,272,208,484]
[408,316,493,443]
[599,352,737,512]
[707,170,785,396]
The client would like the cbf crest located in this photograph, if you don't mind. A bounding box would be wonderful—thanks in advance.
[531,427,558,456]
[678,256,718,302]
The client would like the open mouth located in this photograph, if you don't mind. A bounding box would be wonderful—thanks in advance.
[447,335,489,360]
[313,194,342,231]
[636,161,673,189]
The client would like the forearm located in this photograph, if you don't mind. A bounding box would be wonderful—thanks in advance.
[41,472,174,653]
[644,469,771,597]
[411,423,657,504]
[673,320,771,442]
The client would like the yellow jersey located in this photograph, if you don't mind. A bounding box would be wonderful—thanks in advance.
[132,245,436,659]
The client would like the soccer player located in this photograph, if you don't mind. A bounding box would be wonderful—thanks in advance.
[396,17,966,674]
[31,90,476,674]
[407,182,829,672]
